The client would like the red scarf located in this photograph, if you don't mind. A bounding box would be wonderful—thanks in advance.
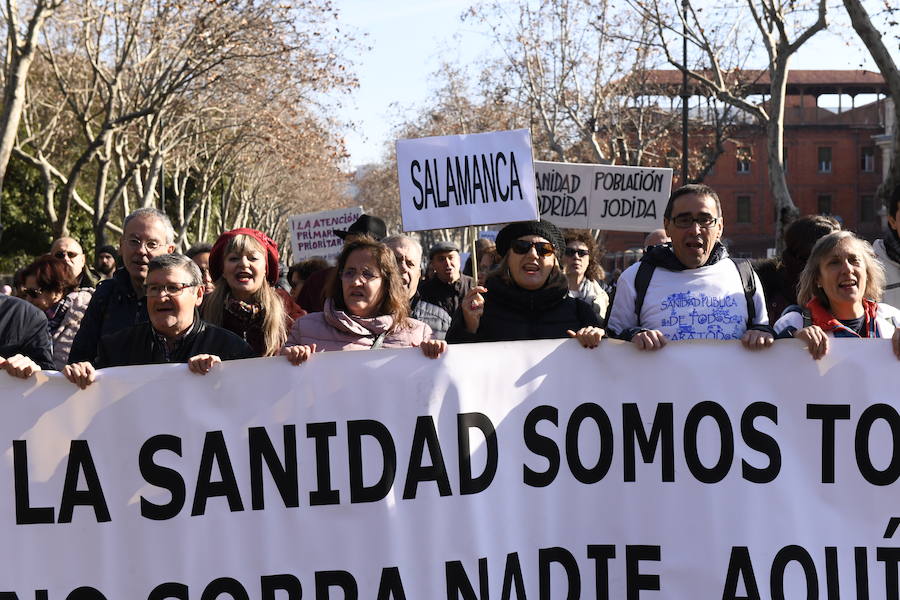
[805,297,879,337]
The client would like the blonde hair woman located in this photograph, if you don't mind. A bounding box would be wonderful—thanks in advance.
[203,228,304,356]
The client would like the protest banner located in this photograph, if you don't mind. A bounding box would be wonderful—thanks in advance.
[2,339,900,598]
[535,160,672,232]
[396,129,539,232]
[288,206,363,262]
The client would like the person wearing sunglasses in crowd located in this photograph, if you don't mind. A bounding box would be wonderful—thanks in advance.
[447,221,604,348]
[68,208,177,364]
[607,184,774,351]
[562,230,610,323]
[64,254,254,388]
[49,237,98,288]
[19,255,94,369]
[281,236,446,364]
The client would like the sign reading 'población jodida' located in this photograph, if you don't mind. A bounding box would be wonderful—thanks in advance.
[535,160,671,232]
[396,129,539,231]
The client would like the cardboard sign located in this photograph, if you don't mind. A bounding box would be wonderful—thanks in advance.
[535,160,671,232]
[288,206,363,262]
[397,129,539,231]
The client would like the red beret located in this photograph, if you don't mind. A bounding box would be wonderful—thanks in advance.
[208,228,280,285]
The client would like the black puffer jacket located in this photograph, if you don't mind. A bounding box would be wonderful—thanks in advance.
[0,295,54,370]
[95,319,254,368]
[446,271,599,343]
[68,268,148,364]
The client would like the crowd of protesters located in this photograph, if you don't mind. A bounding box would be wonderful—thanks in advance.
[2,182,900,385]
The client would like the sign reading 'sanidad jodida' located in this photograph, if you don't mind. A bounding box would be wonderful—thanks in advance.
[396,129,539,231]
[535,160,672,232]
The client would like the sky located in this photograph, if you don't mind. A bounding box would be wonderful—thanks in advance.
[333,0,898,170]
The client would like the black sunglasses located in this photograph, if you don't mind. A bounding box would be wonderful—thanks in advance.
[511,240,555,257]
[564,248,590,258]
[23,288,43,299]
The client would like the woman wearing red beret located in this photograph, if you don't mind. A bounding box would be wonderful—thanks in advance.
[202,228,304,356]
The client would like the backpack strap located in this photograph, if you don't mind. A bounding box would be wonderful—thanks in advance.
[633,259,657,326]
[731,258,756,329]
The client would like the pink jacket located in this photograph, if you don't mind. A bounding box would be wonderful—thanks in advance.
[284,298,433,352]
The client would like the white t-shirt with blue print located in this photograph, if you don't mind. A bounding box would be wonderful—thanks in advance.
[608,259,769,341]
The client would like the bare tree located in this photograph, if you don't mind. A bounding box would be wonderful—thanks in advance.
[842,0,900,212]
[0,0,65,238]
[631,0,829,249]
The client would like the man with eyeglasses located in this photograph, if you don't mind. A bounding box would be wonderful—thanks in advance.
[68,208,177,365]
[419,240,473,318]
[608,184,774,351]
[64,254,253,387]
[49,237,98,288]
[384,235,452,340]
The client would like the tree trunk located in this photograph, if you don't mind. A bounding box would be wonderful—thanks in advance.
[0,0,54,240]
[842,0,900,213]
[766,57,799,252]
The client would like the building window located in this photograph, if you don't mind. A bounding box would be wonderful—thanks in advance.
[860,195,877,222]
[861,147,875,172]
[736,147,751,173]
[818,194,832,215]
[736,196,752,224]
[818,147,832,173]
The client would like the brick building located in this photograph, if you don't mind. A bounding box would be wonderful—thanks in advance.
[602,70,892,266]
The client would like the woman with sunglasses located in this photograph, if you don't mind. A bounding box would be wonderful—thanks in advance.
[447,221,604,347]
[281,236,446,363]
[19,255,94,370]
[563,230,609,322]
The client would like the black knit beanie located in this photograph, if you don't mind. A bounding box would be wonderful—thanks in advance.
[495,220,565,258]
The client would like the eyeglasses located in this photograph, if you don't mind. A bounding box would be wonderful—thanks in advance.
[54,250,80,260]
[564,248,590,258]
[670,215,719,229]
[511,240,556,257]
[144,282,196,297]
[23,288,44,299]
[340,268,380,282]
[126,238,164,252]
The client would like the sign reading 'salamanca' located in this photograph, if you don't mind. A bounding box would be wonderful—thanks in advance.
[396,129,539,231]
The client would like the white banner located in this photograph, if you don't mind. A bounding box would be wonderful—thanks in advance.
[535,160,672,232]
[2,339,900,598]
[396,129,539,232]
[288,206,363,262]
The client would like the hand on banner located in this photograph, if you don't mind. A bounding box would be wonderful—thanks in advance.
[282,344,316,366]
[461,285,487,333]
[188,354,222,375]
[63,361,96,388]
[418,339,447,359]
[632,329,667,351]
[741,329,774,351]
[567,327,605,349]
[793,325,829,360]
[0,354,41,379]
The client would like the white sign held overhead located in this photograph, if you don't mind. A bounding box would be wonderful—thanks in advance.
[288,206,363,262]
[535,160,672,232]
[397,129,539,232]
